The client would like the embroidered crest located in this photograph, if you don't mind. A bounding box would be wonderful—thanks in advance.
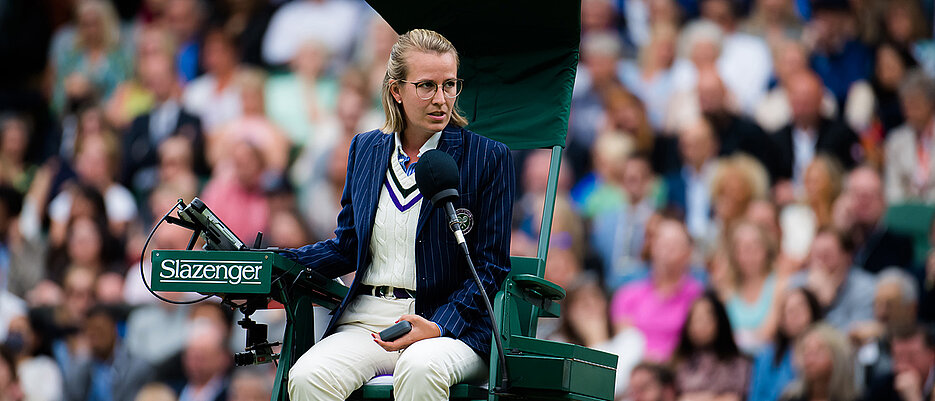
[455,208,474,234]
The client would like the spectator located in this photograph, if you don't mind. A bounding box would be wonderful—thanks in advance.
[228,368,273,401]
[881,0,935,77]
[626,362,678,401]
[722,220,785,352]
[569,32,625,156]
[122,52,207,196]
[837,166,914,273]
[611,218,704,361]
[694,68,778,179]
[864,324,935,401]
[208,68,290,175]
[173,321,232,401]
[265,40,339,148]
[47,215,122,287]
[672,291,752,400]
[549,273,645,397]
[574,132,631,218]
[5,314,63,401]
[779,323,859,401]
[182,27,243,133]
[805,0,873,107]
[135,383,178,401]
[162,0,205,82]
[778,155,843,261]
[772,71,862,191]
[63,305,151,401]
[853,268,920,386]
[844,43,914,145]
[260,0,361,66]
[754,40,837,134]
[698,0,774,113]
[664,118,718,242]
[592,153,658,290]
[710,154,770,245]
[742,0,806,49]
[50,0,131,116]
[749,287,823,401]
[199,140,269,242]
[667,21,725,133]
[923,245,935,324]
[0,116,37,194]
[104,25,175,131]
[620,23,679,129]
[884,71,935,203]
[790,227,875,332]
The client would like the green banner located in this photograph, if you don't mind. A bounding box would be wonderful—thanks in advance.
[151,250,272,294]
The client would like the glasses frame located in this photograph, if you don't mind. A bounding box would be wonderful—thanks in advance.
[398,79,464,100]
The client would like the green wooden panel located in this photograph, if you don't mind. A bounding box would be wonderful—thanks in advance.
[885,203,935,266]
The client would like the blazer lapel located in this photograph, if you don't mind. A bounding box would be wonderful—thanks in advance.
[359,133,393,257]
[416,125,464,237]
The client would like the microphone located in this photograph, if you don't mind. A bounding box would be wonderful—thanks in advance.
[414,150,466,245]
[414,149,511,392]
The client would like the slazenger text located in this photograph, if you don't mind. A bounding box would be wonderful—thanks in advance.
[160,259,263,285]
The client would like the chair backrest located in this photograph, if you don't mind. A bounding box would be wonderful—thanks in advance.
[885,202,935,265]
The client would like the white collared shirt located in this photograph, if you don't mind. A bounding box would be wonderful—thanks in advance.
[792,126,817,186]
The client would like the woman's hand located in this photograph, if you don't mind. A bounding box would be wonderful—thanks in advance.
[372,314,442,352]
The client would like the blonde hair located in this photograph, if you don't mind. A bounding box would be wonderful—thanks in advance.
[381,29,468,134]
[784,324,859,401]
[75,0,122,51]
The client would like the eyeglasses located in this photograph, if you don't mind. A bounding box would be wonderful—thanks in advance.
[398,79,463,100]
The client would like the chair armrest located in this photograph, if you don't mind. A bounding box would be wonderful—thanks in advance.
[506,274,565,317]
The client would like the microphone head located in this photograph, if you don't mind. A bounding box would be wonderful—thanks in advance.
[414,149,460,206]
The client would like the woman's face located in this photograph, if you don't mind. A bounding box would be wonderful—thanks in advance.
[568,283,608,325]
[781,290,813,337]
[732,224,768,279]
[78,7,104,48]
[687,299,718,348]
[876,46,906,89]
[392,50,458,138]
[799,332,833,380]
[68,218,103,265]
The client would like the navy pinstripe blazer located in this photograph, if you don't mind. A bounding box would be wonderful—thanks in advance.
[289,123,515,357]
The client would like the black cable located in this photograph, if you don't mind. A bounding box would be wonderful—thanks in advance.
[140,201,214,305]
[458,241,511,393]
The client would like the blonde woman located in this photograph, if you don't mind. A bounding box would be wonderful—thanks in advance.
[286,29,514,400]
[780,323,860,401]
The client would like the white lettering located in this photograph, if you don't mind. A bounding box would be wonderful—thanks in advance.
[160,259,176,278]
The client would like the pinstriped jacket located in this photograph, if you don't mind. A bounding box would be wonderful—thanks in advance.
[289,123,515,358]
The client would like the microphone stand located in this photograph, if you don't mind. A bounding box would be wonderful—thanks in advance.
[442,202,511,394]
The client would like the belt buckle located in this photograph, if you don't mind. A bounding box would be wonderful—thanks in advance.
[385,286,397,300]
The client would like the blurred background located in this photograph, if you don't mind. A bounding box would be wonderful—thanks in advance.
[0,0,934,400]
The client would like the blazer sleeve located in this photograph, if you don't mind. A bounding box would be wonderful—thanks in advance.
[431,142,514,338]
[286,136,361,279]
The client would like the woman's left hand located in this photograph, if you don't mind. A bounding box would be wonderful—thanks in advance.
[372,314,442,352]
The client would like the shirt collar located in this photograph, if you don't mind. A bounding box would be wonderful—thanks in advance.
[394,131,442,158]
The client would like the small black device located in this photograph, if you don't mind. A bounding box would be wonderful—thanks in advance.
[378,320,412,342]
[233,314,280,366]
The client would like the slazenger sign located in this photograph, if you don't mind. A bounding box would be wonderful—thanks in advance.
[151,250,272,294]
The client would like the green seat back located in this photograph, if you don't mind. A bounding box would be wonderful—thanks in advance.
[884,203,935,266]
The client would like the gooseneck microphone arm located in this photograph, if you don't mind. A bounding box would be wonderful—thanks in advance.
[417,150,511,393]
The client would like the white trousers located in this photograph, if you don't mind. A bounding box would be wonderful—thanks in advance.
[287,295,487,401]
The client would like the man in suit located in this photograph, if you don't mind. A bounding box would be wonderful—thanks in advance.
[840,166,914,273]
[772,71,862,185]
[286,30,514,401]
[865,324,935,401]
[122,53,206,196]
[664,118,718,242]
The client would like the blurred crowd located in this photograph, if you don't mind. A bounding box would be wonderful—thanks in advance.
[0,0,934,400]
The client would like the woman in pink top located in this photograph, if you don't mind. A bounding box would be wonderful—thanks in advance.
[611,218,704,361]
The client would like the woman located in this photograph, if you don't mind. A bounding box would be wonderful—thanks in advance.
[51,0,131,115]
[671,291,752,401]
[748,287,822,401]
[723,220,783,352]
[286,29,514,401]
[779,324,859,401]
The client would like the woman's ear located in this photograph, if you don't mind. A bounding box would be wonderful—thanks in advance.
[391,81,402,104]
